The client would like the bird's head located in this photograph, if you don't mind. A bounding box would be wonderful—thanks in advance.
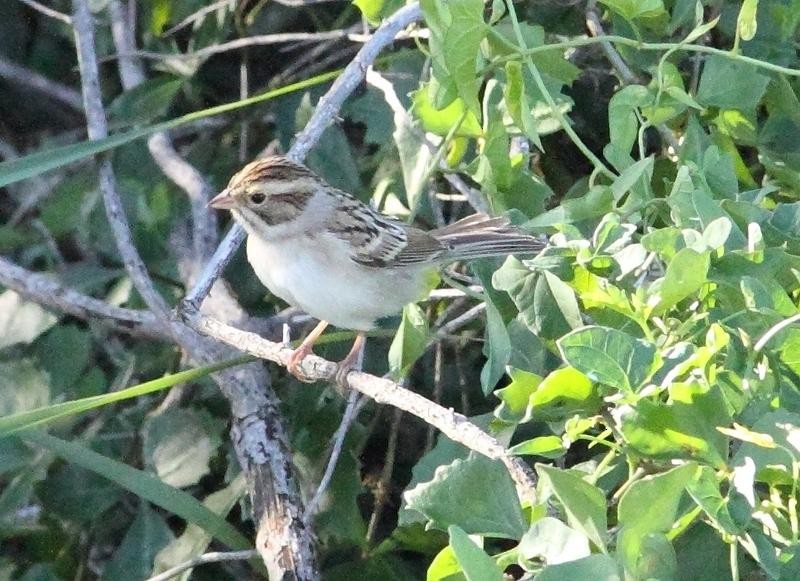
[209,155,323,232]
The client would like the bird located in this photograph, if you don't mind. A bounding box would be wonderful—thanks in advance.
[209,155,545,383]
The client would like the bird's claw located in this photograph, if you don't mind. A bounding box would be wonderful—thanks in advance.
[287,346,316,383]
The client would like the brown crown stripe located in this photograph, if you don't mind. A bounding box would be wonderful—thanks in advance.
[246,158,318,184]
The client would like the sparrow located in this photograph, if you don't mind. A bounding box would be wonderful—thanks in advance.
[209,155,544,383]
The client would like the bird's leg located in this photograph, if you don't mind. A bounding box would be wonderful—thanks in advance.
[334,333,366,389]
[287,320,329,382]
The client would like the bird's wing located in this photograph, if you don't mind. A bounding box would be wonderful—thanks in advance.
[327,191,445,267]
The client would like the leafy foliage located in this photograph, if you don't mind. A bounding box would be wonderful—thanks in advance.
[3,0,800,579]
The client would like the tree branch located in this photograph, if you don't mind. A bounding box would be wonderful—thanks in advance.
[0,55,83,111]
[72,0,173,328]
[183,307,538,503]
[0,255,165,338]
[116,29,360,62]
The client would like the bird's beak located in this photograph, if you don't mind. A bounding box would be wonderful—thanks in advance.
[208,189,235,209]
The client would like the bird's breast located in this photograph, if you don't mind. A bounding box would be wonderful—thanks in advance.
[245,233,430,330]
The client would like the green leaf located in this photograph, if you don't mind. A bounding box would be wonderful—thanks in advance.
[731,410,800,486]
[619,382,730,468]
[493,259,582,339]
[389,303,430,378]
[104,503,174,581]
[605,85,650,167]
[0,357,249,437]
[519,517,590,565]
[525,186,614,228]
[153,474,248,579]
[142,408,224,488]
[529,366,600,421]
[23,431,250,549]
[509,435,566,459]
[617,464,696,576]
[353,0,403,23]
[480,300,511,394]
[618,463,695,534]
[404,455,526,539]
[503,61,542,149]
[686,465,742,535]
[108,76,184,126]
[736,0,759,42]
[599,0,666,21]
[557,326,657,391]
[609,156,654,206]
[427,545,466,581]
[38,461,121,523]
[651,248,710,314]
[536,554,621,581]
[494,369,540,424]
[536,464,607,550]
[0,360,50,418]
[667,189,747,248]
[411,85,482,137]
[35,325,90,395]
[420,0,486,116]
[447,526,504,581]
[696,55,769,110]
[0,291,57,350]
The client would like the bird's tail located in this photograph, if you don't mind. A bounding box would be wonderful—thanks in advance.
[431,214,545,262]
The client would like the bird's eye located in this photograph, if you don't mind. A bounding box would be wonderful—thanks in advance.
[249,193,266,204]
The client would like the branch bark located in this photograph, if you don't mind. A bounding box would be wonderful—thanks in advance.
[0,255,164,338]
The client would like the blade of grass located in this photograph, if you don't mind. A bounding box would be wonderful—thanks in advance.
[0,356,253,437]
[0,68,341,188]
[22,430,251,550]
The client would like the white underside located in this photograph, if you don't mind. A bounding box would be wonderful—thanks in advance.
[246,232,428,330]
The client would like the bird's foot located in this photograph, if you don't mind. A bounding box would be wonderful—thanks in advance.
[287,344,316,383]
[333,334,366,393]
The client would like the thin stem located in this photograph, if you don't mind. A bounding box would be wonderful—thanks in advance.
[146,549,259,581]
[305,390,364,522]
[503,0,616,180]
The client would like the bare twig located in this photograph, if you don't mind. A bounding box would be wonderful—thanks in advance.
[183,2,423,309]
[434,303,487,339]
[0,255,164,337]
[17,0,72,24]
[305,390,364,522]
[585,4,639,85]
[273,0,347,5]
[72,0,173,327]
[116,29,359,62]
[161,0,233,37]
[365,407,402,546]
[426,342,444,450]
[0,55,83,111]
[146,549,258,581]
[184,308,538,502]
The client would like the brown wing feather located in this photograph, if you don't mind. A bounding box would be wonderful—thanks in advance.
[326,190,445,267]
[329,196,541,268]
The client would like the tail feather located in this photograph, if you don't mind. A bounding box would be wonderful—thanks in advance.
[431,214,545,262]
